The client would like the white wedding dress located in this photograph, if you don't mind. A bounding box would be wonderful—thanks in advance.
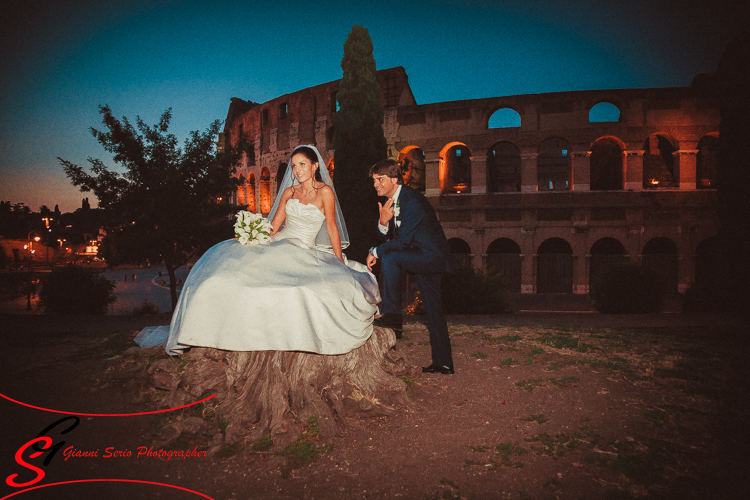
[136,198,380,355]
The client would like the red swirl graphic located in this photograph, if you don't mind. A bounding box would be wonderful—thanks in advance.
[0,479,214,499]
[0,392,214,416]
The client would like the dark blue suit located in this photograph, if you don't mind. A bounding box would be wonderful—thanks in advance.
[375,185,453,367]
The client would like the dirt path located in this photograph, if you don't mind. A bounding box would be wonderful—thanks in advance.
[0,312,746,500]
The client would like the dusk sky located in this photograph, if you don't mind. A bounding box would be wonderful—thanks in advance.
[1,0,747,212]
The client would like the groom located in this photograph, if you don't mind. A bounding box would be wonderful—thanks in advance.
[366,159,455,375]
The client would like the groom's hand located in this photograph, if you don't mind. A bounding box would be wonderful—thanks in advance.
[366,253,377,271]
[378,199,394,226]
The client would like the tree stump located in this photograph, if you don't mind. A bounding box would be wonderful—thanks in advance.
[144,326,416,452]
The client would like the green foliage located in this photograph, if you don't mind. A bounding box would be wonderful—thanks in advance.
[681,279,727,313]
[590,262,665,313]
[38,265,116,315]
[59,105,241,310]
[470,352,488,359]
[131,299,159,315]
[250,435,273,452]
[280,416,331,477]
[332,25,388,261]
[441,263,513,314]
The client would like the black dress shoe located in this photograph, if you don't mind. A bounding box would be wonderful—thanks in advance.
[374,314,403,339]
[422,364,455,375]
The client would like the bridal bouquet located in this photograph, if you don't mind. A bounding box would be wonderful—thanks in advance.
[234,211,273,246]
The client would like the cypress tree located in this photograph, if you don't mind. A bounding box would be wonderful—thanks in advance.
[333,25,387,261]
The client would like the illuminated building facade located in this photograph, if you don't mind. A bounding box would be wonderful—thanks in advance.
[223,67,719,294]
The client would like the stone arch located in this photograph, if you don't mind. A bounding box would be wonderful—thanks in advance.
[696,133,719,189]
[588,102,621,123]
[488,107,521,129]
[642,133,677,188]
[642,237,679,293]
[487,142,521,193]
[590,136,625,190]
[259,167,271,214]
[398,146,426,191]
[439,142,472,194]
[537,137,572,191]
[448,238,472,269]
[276,162,287,194]
[537,238,573,293]
[589,237,626,287]
[247,173,257,213]
[326,156,334,181]
[487,238,521,292]
[695,236,719,285]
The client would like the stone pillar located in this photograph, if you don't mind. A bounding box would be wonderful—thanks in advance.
[624,150,645,191]
[520,153,538,193]
[572,254,587,294]
[290,122,299,146]
[520,227,536,293]
[471,154,487,194]
[570,151,590,191]
[674,150,698,190]
[315,118,327,149]
[269,128,277,153]
[424,151,441,197]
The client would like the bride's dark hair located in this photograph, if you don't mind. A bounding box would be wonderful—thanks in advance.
[292,146,323,182]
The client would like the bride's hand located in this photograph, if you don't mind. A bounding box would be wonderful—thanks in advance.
[269,225,278,236]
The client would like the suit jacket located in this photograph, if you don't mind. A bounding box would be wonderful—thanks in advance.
[375,185,452,273]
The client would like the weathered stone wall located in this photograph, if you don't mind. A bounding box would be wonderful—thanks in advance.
[224,67,719,295]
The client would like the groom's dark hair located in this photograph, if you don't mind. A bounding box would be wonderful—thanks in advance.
[368,159,403,185]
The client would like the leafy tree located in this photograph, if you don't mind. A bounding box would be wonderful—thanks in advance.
[60,105,240,310]
[38,265,116,314]
[332,25,388,261]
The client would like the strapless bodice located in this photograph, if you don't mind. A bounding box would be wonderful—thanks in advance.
[272,198,325,248]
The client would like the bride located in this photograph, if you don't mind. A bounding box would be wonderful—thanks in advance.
[137,145,380,355]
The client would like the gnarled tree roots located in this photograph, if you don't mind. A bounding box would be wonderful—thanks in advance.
[140,326,416,453]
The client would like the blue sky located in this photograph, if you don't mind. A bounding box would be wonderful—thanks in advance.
[1,0,747,212]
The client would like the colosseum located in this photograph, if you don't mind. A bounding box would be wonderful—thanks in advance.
[222,66,719,296]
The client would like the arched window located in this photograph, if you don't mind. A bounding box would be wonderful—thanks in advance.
[276,162,287,194]
[538,138,571,191]
[537,238,573,293]
[589,102,621,123]
[590,137,623,190]
[643,134,676,188]
[325,157,334,181]
[486,238,521,292]
[246,173,257,213]
[398,146,426,192]
[260,168,271,214]
[448,238,472,269]
[488,108,521,128]
[589,237,626,287]
[696,134,719,189]
[440,143,472,194]
[642,237,678,293]
[487,142,521,193]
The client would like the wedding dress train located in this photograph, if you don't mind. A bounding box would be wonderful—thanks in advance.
[136,198,380,355]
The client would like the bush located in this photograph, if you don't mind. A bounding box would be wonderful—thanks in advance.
[681,280,726,313]
[590,262,665,313]
[131,299,160,315]
[38,265,116,314]
[441,264,513,314]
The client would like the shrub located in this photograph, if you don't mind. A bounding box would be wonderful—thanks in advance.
[38,265,116,314]
[131,299,160,315]
[590,262,664,313]
[441,263,513,314]
[681,279,726,313]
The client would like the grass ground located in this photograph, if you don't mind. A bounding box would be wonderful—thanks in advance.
[0,312,746,499]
